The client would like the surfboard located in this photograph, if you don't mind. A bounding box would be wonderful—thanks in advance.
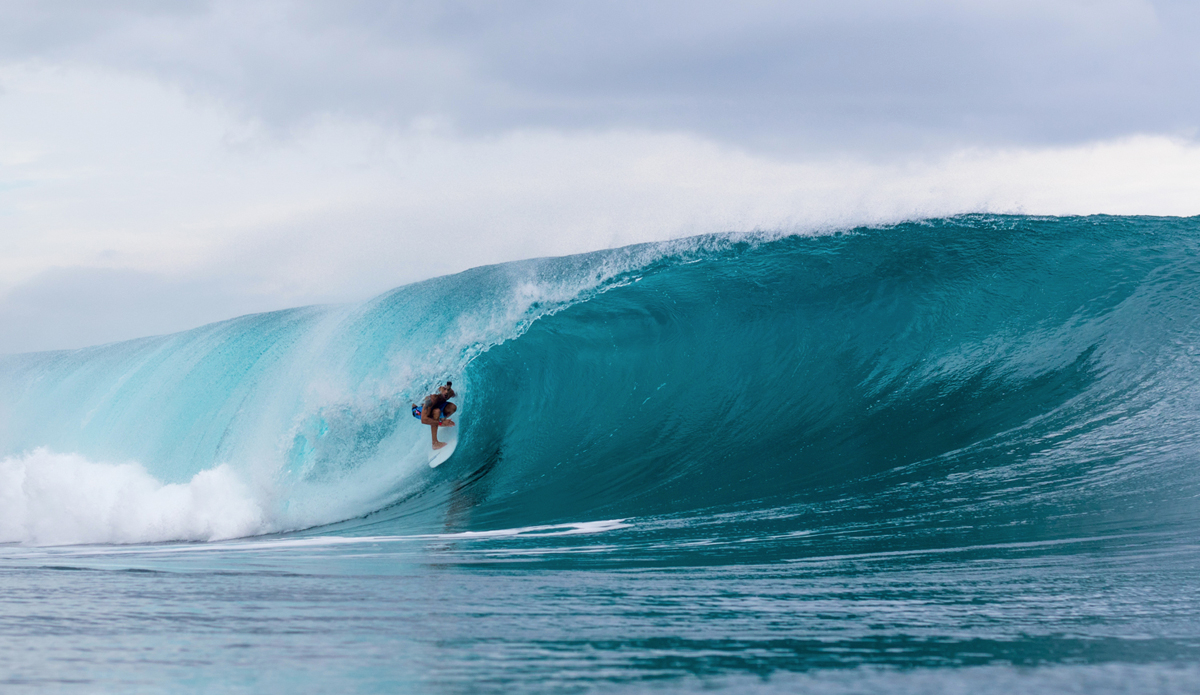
[428,422,458,468]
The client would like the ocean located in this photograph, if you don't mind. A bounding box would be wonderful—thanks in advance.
[2,214,1199,693]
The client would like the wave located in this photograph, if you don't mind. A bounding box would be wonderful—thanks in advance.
[2,215,1200,546]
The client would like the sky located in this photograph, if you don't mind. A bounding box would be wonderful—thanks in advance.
[2,0,1199,354]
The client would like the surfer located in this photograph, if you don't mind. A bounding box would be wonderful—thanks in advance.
[412,381,457,450]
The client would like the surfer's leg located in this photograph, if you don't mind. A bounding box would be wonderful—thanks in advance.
[430,407,447,449]
[420,407,443,427]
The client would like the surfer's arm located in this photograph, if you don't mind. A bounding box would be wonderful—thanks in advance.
[425,409,455,427]
[420,405,442,425]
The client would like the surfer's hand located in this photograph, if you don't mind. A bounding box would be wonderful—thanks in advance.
[441,419,455,427]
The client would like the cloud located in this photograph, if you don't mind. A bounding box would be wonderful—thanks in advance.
[0,1,1197,152]
[0,267,272,354]
[1,61,1198,353]
[1,3,1198,352]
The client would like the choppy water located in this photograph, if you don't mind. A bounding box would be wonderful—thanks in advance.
[2,215,1199,693]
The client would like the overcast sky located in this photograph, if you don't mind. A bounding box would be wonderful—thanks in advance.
[2,0,1199,353]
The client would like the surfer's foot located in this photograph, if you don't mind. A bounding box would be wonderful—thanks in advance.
[433,441,447,450]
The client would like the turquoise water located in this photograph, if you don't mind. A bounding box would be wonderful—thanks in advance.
[2,215,1200,692]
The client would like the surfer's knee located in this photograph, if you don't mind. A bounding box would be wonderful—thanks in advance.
[443,403,457,417]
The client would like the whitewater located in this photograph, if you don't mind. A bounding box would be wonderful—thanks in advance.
[2,214,1200,693]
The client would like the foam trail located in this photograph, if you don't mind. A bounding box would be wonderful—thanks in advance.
[0,449,267,546]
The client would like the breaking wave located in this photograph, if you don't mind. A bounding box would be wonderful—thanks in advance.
[3,215,1199,548]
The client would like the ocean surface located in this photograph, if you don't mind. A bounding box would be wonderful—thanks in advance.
[2,215,1199,693]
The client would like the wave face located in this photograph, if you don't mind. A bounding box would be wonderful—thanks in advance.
[3,215,1200,547]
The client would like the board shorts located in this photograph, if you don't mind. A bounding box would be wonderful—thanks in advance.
[413,403,447,421]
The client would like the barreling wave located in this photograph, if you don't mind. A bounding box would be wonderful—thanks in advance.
[2,214,1200,547]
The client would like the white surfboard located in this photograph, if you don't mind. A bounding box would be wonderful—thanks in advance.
[428,422,459,468]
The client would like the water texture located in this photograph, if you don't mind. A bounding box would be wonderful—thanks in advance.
[1,215,1199,693]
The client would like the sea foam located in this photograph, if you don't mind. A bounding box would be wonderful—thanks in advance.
[0,449,267,546]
